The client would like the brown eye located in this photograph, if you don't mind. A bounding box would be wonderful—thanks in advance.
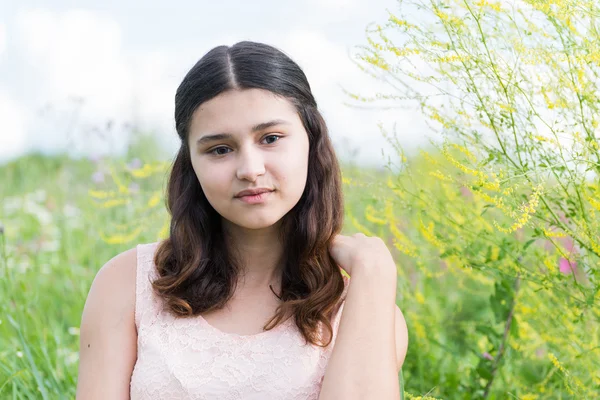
[263,135,281,144]
[208,146,231,156]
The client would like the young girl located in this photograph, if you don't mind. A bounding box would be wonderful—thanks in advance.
[76,41,408,400]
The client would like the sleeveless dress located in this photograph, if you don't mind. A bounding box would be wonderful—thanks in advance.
[129,241,350,400]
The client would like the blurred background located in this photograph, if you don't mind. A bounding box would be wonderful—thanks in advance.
[0,0,434,167]
[1,0,599,399]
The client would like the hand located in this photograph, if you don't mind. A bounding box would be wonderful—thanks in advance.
[328,233,397,278]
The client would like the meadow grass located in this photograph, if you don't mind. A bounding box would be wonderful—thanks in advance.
[0,149,401,399]
[1,141,597,399]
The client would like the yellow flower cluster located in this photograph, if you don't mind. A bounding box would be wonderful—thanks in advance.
[387,14,417,30]
[88,189,117,199]
[100,226,143,245]
[390,221,417,257]
[548,353,586,395]
[542,89,569,110]
[429,170,454,182]
[360,54,390,71]
[404,393,441,400]
[147,192,162,208]
[433,8,466,30]
[349,214,375,237]
[492,184,543,233]
[543,256,558,273]
[587,195,600,212]
[542,227,567,238]
[364,205,386,225]
[441,144,501,192]
[431,54,471,63]
[450,143,478,163]
[520,394,539,400]
[100,198,131,208]
[419,220,444,249]
[128,162,170,178]
[532,134,559,146]
[474,0,503,11]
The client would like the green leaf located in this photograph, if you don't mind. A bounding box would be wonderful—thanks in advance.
[476,359,494,381]
[523,239,536,251]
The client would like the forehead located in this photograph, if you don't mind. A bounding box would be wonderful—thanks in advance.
[190,89,299,135]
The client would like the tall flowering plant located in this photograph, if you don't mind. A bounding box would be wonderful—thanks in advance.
[345,0,600,397]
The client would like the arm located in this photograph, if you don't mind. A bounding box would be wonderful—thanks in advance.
[319,264,407,400]
[76,247,138,400]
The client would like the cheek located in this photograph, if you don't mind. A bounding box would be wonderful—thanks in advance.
[276,141,309,192]
[193,162,228,199]
[282,136,309,167]
[203,174,226,196]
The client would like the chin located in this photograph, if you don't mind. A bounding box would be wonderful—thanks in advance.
[241,219,281,230]
[226,214,283,230]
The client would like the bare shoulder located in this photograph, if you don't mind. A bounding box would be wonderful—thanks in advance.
[76,246,139,399]
[85,247,138,313]
[81,246,138,332]
[94,247,138,293]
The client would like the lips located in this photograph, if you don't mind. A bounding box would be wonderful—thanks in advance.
[235,188,274,198]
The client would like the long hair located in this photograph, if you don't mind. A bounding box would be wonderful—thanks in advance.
[152,41,345,347]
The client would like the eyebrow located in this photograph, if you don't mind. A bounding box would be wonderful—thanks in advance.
[196,119,291,146]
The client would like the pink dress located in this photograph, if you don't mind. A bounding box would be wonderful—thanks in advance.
[129,242,350,400]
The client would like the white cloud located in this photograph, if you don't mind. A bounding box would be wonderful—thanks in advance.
[274,30,428,167]
[5,5,429,167]
[12,8,183,159]
[303,0,366,20]
[0,90,28,163]
[128,49,180,150]
[0,22,6,58]
[311,0,359,7]
[16,9,133,117]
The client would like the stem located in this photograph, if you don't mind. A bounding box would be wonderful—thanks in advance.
[482,275,521,399]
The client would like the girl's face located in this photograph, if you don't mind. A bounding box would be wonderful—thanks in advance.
[188,88,310,230]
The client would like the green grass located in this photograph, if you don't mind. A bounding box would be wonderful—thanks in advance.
[1,143,596,399]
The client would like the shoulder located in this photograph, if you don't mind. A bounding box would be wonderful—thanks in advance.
[82,246,139,325]
[76,246,140,398]
[94,246,138,295]
[89,241,162,307]
[94,241,160,286]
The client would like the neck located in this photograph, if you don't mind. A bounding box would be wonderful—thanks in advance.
[222,219,284,291]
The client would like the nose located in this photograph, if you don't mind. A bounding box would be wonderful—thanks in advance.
[236,146,265,182]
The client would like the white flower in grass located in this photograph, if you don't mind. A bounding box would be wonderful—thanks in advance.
[3,197,22,214]
[30,189,47,203]
[68,327,80,336]
[24,199,53,226]
[17,260,30,273]
[92,170,105,183]
[40,240,60,252]
[40,263,51,274]
[66,351,79,365]
[128,182,140,194]
[16,351,23,358]
[63,204,82,218]
[126,158,142,170]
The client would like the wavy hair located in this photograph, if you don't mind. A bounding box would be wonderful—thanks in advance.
[152,41,345,347]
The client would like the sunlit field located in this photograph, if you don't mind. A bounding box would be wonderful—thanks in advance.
[1,131,597,399]
[3,0,600,398]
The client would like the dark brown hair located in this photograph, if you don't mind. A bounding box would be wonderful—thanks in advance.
[152,41,345,347]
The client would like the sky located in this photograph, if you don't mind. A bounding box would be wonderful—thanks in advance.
[0,0,436,168]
